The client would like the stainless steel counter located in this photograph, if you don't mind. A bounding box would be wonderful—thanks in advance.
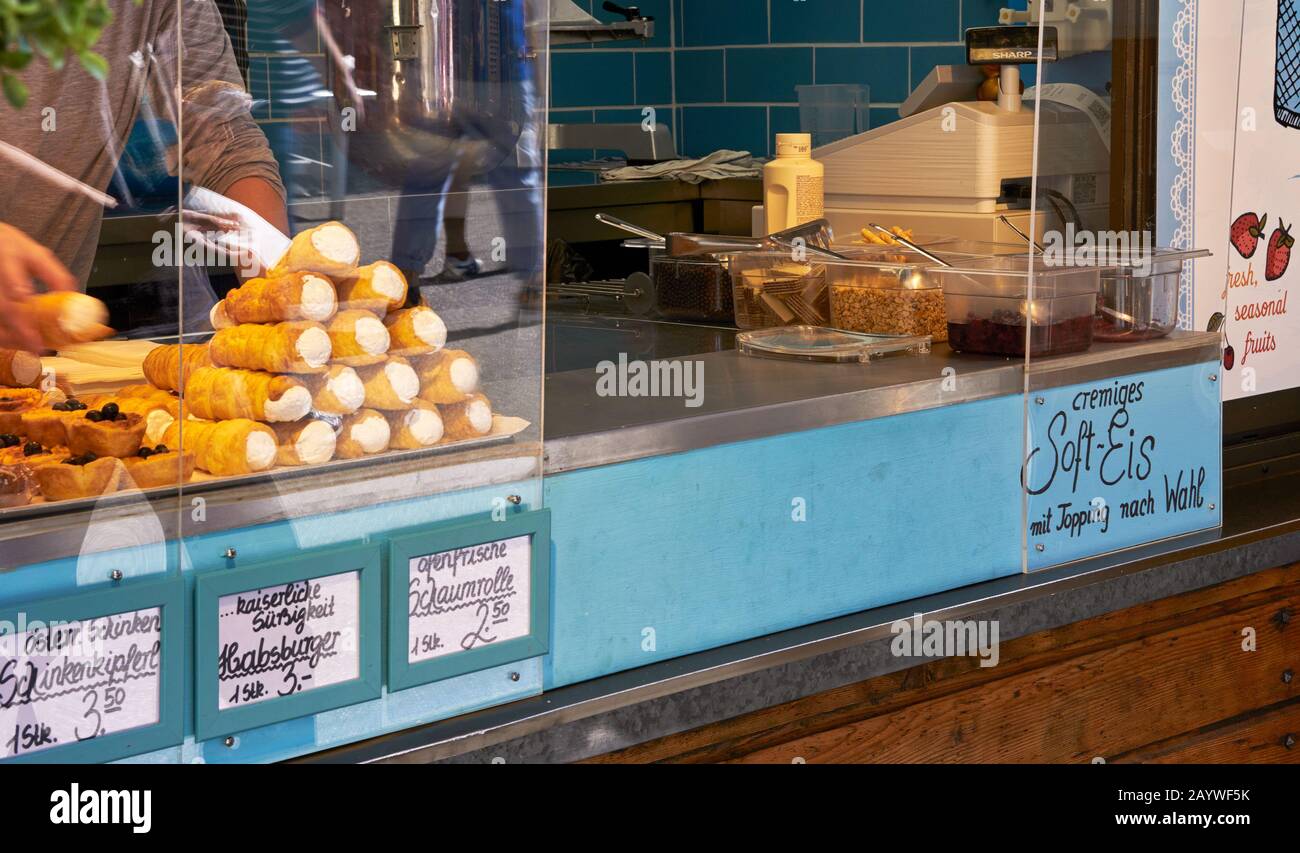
[543,322,1221,473]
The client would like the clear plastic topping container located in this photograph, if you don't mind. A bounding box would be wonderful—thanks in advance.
[737,326,932,363]
[928,257,1106,358]
[1091,247,1211,342]
[729,253,831,329]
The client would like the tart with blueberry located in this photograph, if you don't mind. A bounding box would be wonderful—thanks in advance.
[33,454,125,502]
[19,398,88,447]
[66,402,147,458]
[0,438,69,468]
[0,388,46,433]
[122,444,196,489]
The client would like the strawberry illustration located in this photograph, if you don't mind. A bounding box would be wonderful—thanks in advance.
[1230,212,1267,258]
[1265,220,1294,281]
[1224,344,1235,371]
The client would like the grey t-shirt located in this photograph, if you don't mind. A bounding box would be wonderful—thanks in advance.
[0,0,285,286]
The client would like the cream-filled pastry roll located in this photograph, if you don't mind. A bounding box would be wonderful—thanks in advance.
[336,262,407,315]
[357,357,419,410]
[327,309,390,367]
[387,402,444,449]
[271,221,360,277]
[440,393,493,441]
[414,348,479,404]
[272,419,338,467]
[305,364,365,415]
[336,408,391,458]
[162,418,277,476]
[384,306,446,356]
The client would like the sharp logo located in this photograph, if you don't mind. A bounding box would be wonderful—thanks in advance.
[49,784,152,834]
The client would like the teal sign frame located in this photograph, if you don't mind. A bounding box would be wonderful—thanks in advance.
[194,542,383,741]
[388,509,550,692]
[0,574,184,764]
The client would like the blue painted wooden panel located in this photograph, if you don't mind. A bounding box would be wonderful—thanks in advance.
[1025,362,1223,570]
[542,395,1025,689]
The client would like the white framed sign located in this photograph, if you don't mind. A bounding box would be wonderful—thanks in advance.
[195,543,383,741]
[388,510,550,691]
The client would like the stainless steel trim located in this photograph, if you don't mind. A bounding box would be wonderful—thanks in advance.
[545,332,1221,475]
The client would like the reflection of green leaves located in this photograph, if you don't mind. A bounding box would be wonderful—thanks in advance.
[0,0,128,107]
[2,71,27,107]
[77,48,104,79]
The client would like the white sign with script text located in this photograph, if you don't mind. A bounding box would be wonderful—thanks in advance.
[0,608,163,760]
[407,534,532,663]
[216,572,360,710]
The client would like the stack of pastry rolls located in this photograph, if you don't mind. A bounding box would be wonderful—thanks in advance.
[138,221,493,478]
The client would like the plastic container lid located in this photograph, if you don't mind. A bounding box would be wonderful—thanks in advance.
[737,325,931,363]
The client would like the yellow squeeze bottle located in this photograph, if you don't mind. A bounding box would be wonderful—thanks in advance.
[763,133,825,234]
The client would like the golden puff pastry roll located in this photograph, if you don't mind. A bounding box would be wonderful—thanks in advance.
[388,402,444,449]
[440,393,493,441]
[162,418,278,476]
[384,306,446,357]
[336,408,391,459]
[272,418,337,467]
[304,364,365,416]
[336,262,407,315]
[31,293,113,349]
[0,348,43,387]
[209,321,331,374]
[356,357,419,411]
[142,343,212,393]
[270,221,360,277]
[184,366,313,423]
[414,348,479,404]
[327,309,389,367]
[221,271,338,324]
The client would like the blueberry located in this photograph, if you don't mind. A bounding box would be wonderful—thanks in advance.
[50,402,68,412]
[23,442,42,456]
[154,444,168,454]
[101,402,119,419]
[137,447,153,459]
[86,410,103,422]
[0,434,16,447]
[67,399,87,411]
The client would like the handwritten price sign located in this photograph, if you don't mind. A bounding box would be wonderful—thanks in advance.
[0,608,162,760]
[407,534,532,664]
[216,573,360,711]
[1023,365,1221,569]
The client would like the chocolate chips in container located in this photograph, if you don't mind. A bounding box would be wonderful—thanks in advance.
[651,256,736,323]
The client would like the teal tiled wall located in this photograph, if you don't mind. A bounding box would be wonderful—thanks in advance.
[551,0,1014,158]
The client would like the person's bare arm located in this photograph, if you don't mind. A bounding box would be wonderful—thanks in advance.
[0,223,76,352]
[225,177,289,236]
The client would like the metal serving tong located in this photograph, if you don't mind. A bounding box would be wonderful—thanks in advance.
[866,223,952,267]
[596,213,849,260]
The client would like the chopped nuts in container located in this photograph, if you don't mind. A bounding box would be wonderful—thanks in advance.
[827,263,948,342]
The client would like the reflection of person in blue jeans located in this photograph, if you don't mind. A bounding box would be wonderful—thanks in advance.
[245,0,328,227]
[389,2,543,306]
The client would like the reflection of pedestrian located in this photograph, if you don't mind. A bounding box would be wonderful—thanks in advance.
[245,0,329,225]
[389,0,543,306]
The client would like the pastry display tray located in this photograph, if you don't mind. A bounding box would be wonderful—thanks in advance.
[0,415,531,526]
